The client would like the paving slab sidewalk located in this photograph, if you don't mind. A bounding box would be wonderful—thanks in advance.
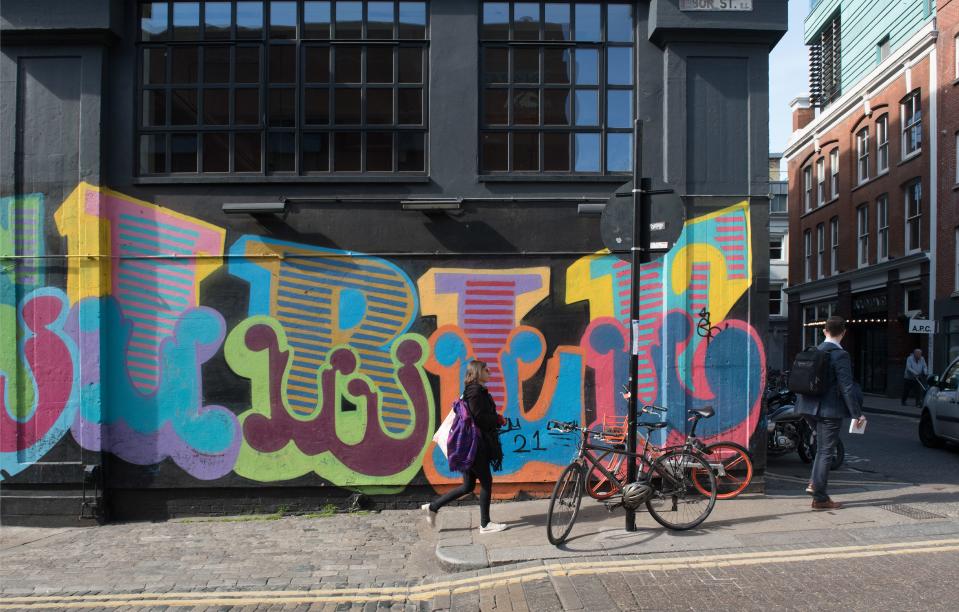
[431,473,959,572]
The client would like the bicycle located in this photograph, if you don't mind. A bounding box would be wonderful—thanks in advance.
[544,413,718,545]
[585,406,753,500]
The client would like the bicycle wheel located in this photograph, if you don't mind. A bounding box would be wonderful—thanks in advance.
[645,450,717,530]
[547,462,584,545]
[585,451,626,500]
[694,442,753,500]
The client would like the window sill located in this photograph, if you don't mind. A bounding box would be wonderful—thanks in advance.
[850,172,887,194]
[899,151,921,165]
[477,174,631,183]
[132,175,432,185]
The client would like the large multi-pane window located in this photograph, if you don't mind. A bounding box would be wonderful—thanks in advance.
[876,194,888,261]
[803,165,812,211]
[905,178,922,253]
[902,90,921,158]
[479,1,635,174]
[876,114,888,173]
[137,0,429,176]
[857,204,869,267]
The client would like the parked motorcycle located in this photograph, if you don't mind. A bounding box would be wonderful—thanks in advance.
[765,382,844,470]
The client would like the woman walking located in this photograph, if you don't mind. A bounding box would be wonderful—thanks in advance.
[422,360,507,533]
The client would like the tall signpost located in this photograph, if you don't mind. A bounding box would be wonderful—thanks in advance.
[601,121,675,531]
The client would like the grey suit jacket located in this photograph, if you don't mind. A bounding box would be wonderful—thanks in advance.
[795,342,864,420]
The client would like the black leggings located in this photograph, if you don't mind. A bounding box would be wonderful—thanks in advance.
[428,451,493,527]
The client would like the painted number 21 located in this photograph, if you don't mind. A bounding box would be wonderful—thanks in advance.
[513,431,547,453]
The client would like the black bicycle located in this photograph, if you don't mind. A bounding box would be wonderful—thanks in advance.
[545,411,718,545]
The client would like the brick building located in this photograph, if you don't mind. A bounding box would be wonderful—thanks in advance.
[934,0,959,367]
[784,3,938,397]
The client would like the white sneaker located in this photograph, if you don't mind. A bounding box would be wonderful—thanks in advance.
[479,521,507,534]
[421,503,437,527]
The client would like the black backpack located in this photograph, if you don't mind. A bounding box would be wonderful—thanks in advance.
[788,346,833,396]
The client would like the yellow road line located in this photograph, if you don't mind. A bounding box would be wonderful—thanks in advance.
[3,538,959,608]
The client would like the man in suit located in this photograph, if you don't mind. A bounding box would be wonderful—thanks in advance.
[796,316,867,510]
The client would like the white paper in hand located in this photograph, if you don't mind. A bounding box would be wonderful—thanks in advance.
[849,419,867,435]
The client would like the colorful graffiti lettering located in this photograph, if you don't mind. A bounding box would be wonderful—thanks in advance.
[229,237,421,434]
[55,184,239,480]
[3,182,764,494]
[0,289,80,479]
[226,315,434,488]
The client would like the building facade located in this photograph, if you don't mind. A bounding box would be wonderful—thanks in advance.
[933,0,959,369]
[767,154,789,372]
[785,3,938,397]
[1,1,785,524]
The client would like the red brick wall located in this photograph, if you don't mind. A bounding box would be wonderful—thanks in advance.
[937,0,959,298]
[788,57,933,286]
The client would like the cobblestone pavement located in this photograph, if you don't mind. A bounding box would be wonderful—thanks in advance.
[2,532,957,610]
[1,509,441,596]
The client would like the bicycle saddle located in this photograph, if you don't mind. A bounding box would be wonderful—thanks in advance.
[687,406,715,418]
[637,421,668,429]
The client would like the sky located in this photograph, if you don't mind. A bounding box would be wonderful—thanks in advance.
[768,0,812,160]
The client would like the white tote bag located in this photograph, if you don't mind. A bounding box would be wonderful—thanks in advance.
[432,409,457,458]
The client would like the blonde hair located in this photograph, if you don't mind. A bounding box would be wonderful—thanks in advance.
[463,360,488,386]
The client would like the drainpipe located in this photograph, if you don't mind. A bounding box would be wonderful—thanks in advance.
[928,39,938,371]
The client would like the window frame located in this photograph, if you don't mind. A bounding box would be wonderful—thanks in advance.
[816,222,825,278]
[770,234,783,261]
[816,157,825,207]
[804,229,812,282]
[856,127,869,184]
[905,178,922,254]
[876,114,889,173]
[901,90,922,159]
[857,204,869,268]
[829,148,839,198]
[478,1,636,176]
[876,194,888,262]
[803,165,813,212]
[830,216,839,274]
[955,227,959,294]
[769,284,783,317]
[135,0,431,178]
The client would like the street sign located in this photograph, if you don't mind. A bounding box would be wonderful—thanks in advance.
[908,319,935,334]
[600,180,684,261]
[680,0,753,11]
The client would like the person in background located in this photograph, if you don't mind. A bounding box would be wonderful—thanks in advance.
[422,360,507,533]
[795,316,866,511]
[902,348,928,407]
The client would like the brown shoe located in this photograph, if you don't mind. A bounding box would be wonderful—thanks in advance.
[811,499,844,511]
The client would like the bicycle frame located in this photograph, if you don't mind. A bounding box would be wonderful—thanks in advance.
[566,427,689,497]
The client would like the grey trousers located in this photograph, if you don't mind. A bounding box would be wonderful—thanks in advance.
[809,416,842,502]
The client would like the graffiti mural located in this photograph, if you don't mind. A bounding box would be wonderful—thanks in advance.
[419,267,584,487]
[56,184,240,480]
[2,182,764,497]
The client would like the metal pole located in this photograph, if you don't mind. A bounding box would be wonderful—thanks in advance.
[625,120,646,532]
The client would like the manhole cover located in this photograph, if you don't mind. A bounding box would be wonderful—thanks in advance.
[879,504,946,520]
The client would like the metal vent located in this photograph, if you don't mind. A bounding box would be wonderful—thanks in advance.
[879,504,946,520]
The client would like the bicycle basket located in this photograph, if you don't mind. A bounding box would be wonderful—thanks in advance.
[600,415,628,444]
